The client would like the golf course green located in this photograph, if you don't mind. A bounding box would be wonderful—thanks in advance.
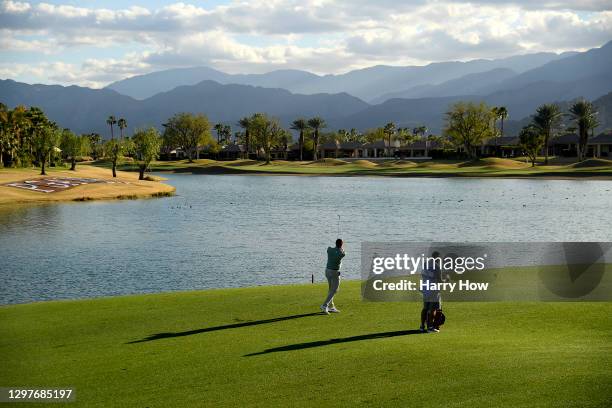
[1,281,610,407]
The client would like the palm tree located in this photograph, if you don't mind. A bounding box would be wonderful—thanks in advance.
[290,118,308,161]
[420,126,428,138]
[412,125,427,139]
[496,106,508,156]
[307,117,326,160]
[497,106,508,137]
[532,104,562,165]
[237,117,251,158]
[411,125,428,156]
[491,106,500,133]
[117,118,127,138]
[214,123,223,144]
[569,100,599,161]
[383,122,396,157]
[396,127,410,144]
[222,125,232,144]
[106,115,117,140]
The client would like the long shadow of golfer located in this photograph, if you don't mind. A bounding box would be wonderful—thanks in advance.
[127,312,322,344]
[244,329,423,356]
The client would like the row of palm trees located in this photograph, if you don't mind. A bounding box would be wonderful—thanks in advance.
[287,117,326,160]
[236,116,327,161]
[521,99,599,163]
[286,120,431,160]
[106,115,128,140]
[213,123,232,144]
[491,106,508,144]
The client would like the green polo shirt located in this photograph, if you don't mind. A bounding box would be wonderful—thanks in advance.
[326,246,345,271]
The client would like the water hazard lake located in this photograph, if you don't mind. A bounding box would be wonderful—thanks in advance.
[1,174,611,304]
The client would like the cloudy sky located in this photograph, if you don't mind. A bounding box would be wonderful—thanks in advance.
[1,0,611,88]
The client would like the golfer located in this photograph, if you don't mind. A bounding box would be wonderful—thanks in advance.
[420,251,442,332]
[321,239,345,314]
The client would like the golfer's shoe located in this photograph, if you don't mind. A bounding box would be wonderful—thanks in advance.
[328,307,340,313]
[320,305,329,314]
[428,327,440,333]
[420,325,427,333]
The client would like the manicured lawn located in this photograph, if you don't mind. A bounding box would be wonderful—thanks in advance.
[1,281,610,407]
[108,157,612,178]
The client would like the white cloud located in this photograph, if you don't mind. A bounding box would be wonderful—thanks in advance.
[0,0,610,87]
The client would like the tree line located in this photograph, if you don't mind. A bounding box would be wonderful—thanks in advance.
[164,113,310,163]
[1,97,601,174]
[0,104,161,179]
[443,99,599,164]
[517,100,599,165]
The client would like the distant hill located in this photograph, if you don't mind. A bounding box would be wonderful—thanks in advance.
[594,91,612,131]
[372,68,517,102]
[477,41,612,96]
[331,42,612,134]
[139,80,369,126]
[333,75,612,134]
[0,79,368,136]
[3,44,611,140]
[105,66,230,100]
[503,91,612,135]
[106,67,319,100]
[106,51,575,102]
[0,80,139,135]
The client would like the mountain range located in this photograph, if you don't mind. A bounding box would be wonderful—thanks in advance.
[107,51,580,102]
[1,40,611,137]
[0,79,368,135]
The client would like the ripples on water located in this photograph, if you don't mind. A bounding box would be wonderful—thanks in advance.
[1,174,611,304]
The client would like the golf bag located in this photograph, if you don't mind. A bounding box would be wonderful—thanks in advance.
[432,309,446,328]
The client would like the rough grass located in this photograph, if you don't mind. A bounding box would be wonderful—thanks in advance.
[459,158,530,169]
[377,159,418,168]
[266,160,294,166]
[0,165,175,206]
[352,159,378,167]
[306,158,349,166]
[570,158,612,168]
[1,281,610,407]
[417,162,459,169]
[224,160,259,166]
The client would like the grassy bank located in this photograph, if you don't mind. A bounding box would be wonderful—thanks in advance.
[111,157,612,179]
[1,281,610,407]
[0,164,175,206]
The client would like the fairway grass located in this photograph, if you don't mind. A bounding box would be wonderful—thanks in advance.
[1,282,610,407]
[0,165,175,206]
[112,158,612,179]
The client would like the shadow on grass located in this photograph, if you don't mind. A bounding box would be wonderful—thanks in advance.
[244,329,423,356]
[127,312,322,344]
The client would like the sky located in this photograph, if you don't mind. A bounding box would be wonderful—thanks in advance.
[1,0,611,88]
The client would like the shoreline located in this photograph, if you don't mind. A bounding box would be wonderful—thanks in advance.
[0,281,335,307]
[5,262,612,305]
[0,165,175,206]
[103,157,612,180]
[160,165,612,180]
